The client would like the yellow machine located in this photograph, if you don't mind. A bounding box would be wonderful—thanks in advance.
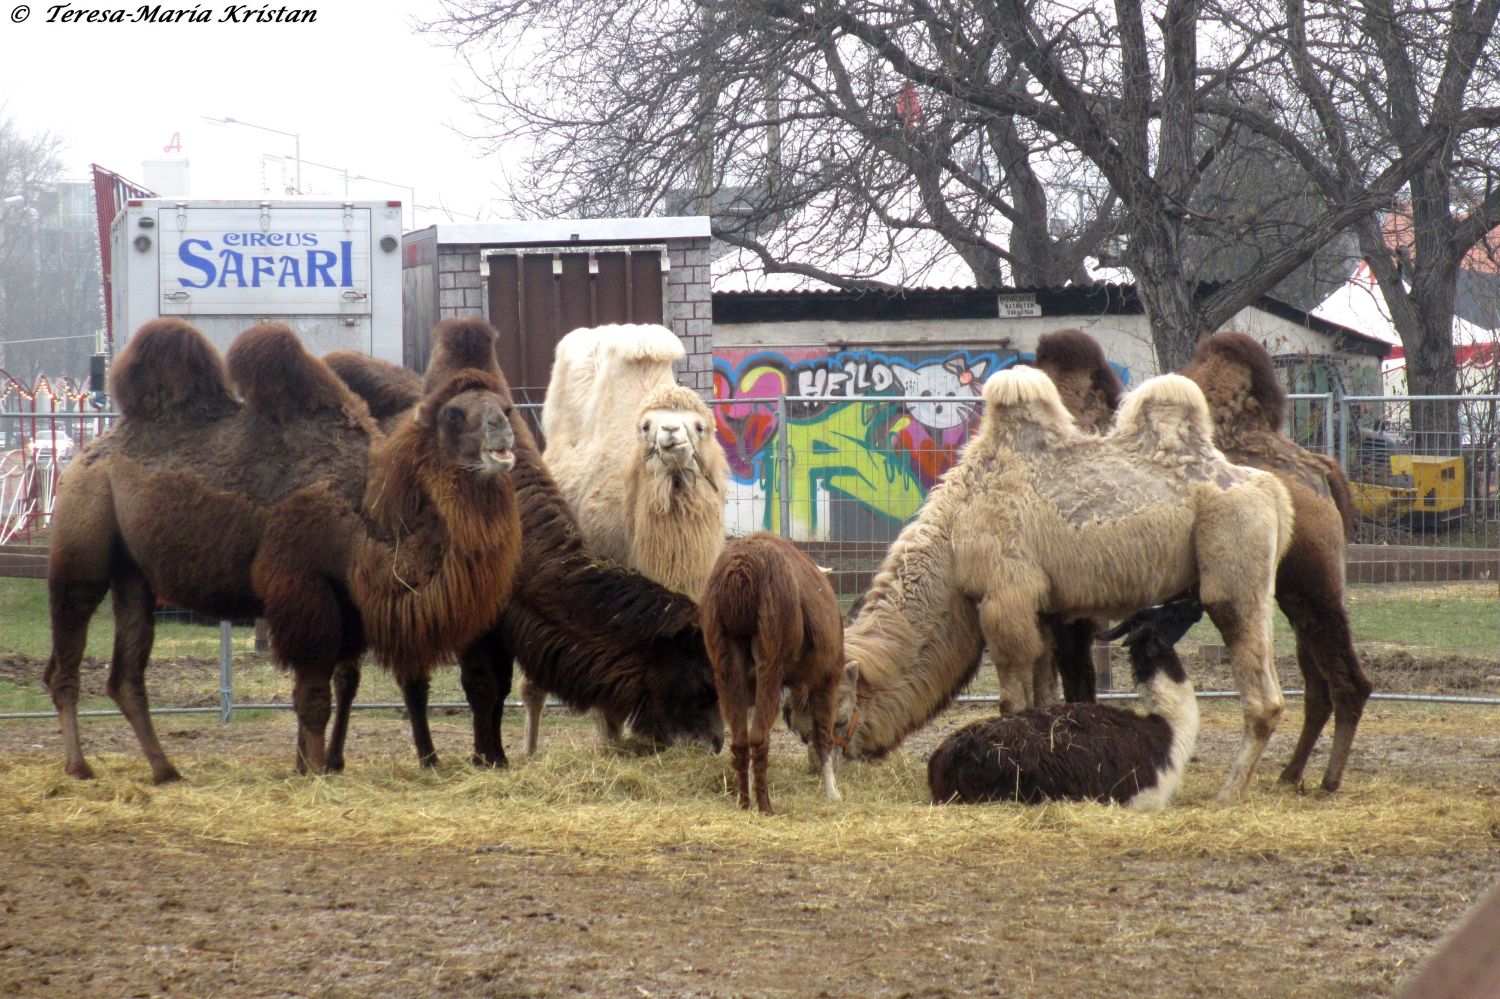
[1350,454,1465,527]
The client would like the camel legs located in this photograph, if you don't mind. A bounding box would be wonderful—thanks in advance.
[292,661,336,775]
[104,567,181,785]
[44,575,109,781]
[324,659,362,773]
[459,629,512,768]
[1050,616,1099,703]
[1205,599,1283,803]
[1275,591,1371,792]
[519,676,546,756]
[401,677,439,768]
[978,584,1046,715]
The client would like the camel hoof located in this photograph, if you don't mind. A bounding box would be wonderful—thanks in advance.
[65,760,96,781]
[1320,776,1343,794]
[1212,787,1246,804]
[470,752,508,769]
[418,753,440,769]
[325,756,346,774]
[826,788,843,802]
[152,767,184,785]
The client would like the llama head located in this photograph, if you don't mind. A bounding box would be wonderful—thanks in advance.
[637,384,718,482]
[629,639,725,753]
[782,662,862,759]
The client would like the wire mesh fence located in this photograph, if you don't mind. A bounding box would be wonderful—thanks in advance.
[1,387,1497,723]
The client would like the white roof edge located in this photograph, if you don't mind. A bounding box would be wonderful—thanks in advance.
[412,216,711,246]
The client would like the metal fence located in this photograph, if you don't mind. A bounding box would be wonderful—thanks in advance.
[2,386,1498,721]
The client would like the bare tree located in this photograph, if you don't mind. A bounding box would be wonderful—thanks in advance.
[430,0,1121,289]
[430,0,1499,375]
[1216,0,1500,443]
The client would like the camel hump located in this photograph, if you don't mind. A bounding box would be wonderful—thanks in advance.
[1112,374,1216,453]
[1034,328,1124,420]
[980,365,1076,430]
[422,318,511,402]
[324,350,422,420]
[1183,331,1285,430]
[595,323,685,367]
[110,318,238,421]
[639,383,710,420]
[226,323,363,424]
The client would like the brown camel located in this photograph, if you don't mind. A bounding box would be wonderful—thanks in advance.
[324,320,724,767]
[1038,328,1372,792]
[44,319,520,781]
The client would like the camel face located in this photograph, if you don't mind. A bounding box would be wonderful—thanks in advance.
[436,389,516,477]
[640,406,710,477]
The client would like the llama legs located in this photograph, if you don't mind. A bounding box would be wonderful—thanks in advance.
[105,567,181,785]
[807,669,842,802]
[324,659,362,773]
[713,642,754,810]
[750,659,782,815]
[44,576,109,781]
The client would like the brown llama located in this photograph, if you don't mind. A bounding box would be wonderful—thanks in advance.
[1036,328,1372,793]
[44,319,520,781]
[324,322,724,767]
[701,533,844,814]
[928,598,1201,810]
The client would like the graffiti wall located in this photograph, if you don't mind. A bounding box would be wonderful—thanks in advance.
[713,346,1022,541]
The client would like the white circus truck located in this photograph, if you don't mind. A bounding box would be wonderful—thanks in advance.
[109,198,404,364]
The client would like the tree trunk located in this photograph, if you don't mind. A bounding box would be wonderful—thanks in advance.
[1125,227,1202,373]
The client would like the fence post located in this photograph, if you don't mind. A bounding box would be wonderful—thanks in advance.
[776,394,792,539]
[1323,392,1335,459]
[219,621,234,723]
[1337,390,1351,474]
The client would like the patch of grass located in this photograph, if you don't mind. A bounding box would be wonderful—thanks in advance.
[0,577,255,660]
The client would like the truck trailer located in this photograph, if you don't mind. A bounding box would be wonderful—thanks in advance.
[109,198,404,364]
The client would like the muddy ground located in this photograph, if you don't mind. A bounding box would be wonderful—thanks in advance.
[1,656,1499,998]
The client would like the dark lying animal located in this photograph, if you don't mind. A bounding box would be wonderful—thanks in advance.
[701,533,844,815]
[323,321,723,767]
[928,599,1202,810]
[45,319,519,781]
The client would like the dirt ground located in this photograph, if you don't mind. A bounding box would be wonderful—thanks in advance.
[2,666,1500,999]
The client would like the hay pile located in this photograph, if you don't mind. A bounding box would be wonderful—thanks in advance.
[1,703,1496,867]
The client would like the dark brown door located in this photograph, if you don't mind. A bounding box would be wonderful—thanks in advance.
[486,247,665,401]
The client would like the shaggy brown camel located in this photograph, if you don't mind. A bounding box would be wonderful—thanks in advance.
[324,320,724,767]
[44,319,520,781]
[1037,328,1372,793]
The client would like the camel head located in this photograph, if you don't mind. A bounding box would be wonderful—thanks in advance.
[636,384,719,485]
[419,371,517,478]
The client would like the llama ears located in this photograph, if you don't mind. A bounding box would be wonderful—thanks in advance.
[844,663,861,688]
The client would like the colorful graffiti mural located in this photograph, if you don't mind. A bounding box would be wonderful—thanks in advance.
[712,347,1021,538]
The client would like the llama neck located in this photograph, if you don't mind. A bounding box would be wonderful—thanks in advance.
[845,514,985,758]
[1126,673,1200,812]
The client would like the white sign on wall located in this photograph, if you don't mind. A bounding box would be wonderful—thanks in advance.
[996,293,1042,318]
[157,205,372,315]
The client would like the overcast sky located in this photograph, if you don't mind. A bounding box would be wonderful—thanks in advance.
[0,1,512,229]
